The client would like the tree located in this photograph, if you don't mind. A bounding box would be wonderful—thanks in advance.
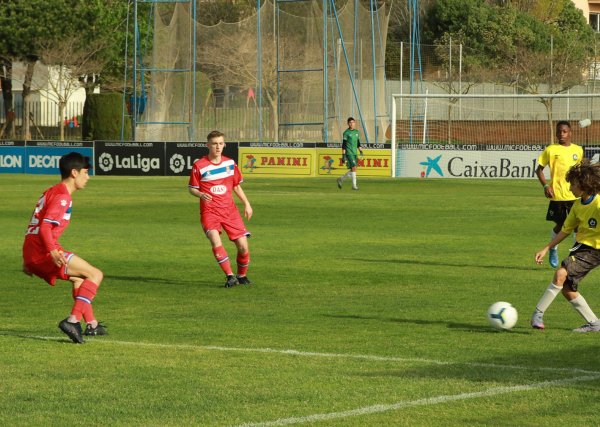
[23,37,110,141]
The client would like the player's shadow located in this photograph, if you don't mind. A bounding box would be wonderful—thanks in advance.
[0,332,74,344]
[322,314,531,335]
[351,258,540,272]
[104,275,215,287]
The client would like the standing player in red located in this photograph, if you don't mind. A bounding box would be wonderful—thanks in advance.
[189,131,254,288]
[22,152,107,344]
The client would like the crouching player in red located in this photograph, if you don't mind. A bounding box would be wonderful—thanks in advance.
[22,152,107,343]
[534,159,600,331]
[189,131,254,288]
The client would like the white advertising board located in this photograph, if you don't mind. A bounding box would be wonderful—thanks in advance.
[396,144,551,179]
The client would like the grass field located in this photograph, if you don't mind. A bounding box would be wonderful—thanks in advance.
[2,174,600,426]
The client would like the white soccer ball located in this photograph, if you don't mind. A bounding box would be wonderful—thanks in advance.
[487,302,518,330]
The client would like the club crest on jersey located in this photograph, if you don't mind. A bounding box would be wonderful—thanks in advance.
[61,199,67,206]
[589,218,597,228]
[574,154,579,161]
[210,185,227,195]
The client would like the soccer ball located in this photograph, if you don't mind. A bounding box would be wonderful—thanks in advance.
[487,302,518,330]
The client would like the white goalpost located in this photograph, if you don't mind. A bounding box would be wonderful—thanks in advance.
[390,93,600,179]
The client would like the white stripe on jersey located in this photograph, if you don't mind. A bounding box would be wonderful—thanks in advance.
[200,159,236,182]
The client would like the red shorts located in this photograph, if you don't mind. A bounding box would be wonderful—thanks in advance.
[25,249,75,286]
[201,209,251,242]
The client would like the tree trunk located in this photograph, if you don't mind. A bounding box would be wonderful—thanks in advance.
[21,57,36,141]
[59,103,65,141]
[0,60,14,139]
[265,91,278,142]
[447,103,454,144]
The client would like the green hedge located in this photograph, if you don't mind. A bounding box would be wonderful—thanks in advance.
[82,93,131,141]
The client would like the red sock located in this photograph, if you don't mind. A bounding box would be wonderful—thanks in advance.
[70,280,98,322]
[72,286,96,324]
[212,246,233,276]
[237,251,250,277]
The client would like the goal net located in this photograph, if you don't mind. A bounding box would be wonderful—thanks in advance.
[390,93,600,178]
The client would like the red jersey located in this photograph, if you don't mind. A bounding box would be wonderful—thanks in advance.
[23,183,73,264]
[189,155,243,215]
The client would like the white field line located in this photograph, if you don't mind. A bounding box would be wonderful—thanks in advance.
[230,375,600,427]
[4,334,599,376]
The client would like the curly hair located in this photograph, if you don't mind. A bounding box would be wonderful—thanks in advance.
[566,159,600,195]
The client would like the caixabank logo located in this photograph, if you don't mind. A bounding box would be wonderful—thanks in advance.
[416,154,539,178]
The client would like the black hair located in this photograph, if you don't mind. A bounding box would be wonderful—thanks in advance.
[347,117,355,123]
[556,120,571,130]
[59,152,92,179]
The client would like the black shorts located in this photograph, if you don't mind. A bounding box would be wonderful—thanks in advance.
[546,200,575,224]
[561,243,600,292]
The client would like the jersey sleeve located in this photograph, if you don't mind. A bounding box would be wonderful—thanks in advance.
[189,164,201,189]
[42,193,71,226]
[233,163,243,186]
[537,147,550,168]
[357,136,362,149]
[561,204,580,235]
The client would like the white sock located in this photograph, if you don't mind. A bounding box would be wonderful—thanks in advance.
[351,172,357,187]
[341,171,351,182]
[570,294,599,324]
[536,283,563,313]
[551,230,558,251]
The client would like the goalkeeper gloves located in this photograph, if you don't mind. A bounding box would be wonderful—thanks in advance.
[342,154,347,163]
[360,151,364,159]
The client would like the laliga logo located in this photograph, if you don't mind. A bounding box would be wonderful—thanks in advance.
[170,154,185,173]
[99,153,114,172]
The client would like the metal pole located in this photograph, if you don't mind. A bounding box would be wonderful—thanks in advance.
[323,0,328,143]
[459,43,462,120]
[258,0,263,141]
[391,95,396,177]
[422,88,428,144]
[352,0,358,118]
[191,0,197,141]
[370,0,377,142]
[132,0,138,141]
[400,41,403,120]
[121,1,131,141]
[449,37,452,90]
[550,34,553,92]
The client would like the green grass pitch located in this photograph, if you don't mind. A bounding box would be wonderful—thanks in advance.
[2,174,600,426]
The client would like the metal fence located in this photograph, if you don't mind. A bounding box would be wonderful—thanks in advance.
[0,101,83,140]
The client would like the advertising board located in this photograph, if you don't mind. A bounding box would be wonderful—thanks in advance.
[25,141,94,175]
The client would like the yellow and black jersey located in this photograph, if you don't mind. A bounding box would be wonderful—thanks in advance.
[538,143,583,201]
[562,195,600,249]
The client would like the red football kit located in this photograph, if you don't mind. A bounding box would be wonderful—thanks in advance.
[23,183,75,285]
[189,155,250,241]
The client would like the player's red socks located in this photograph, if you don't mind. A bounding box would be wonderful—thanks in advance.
[72,286,96,323]
[70,280,99,322]
[237,251,250,277]
[213,246,233,276]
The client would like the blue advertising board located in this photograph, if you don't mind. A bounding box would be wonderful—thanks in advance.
[24,141,94,175]
[0,141,25,174]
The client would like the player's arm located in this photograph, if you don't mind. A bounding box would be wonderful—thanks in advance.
[342,139,347,161]
[188,186,212,202]
[535,231,570,264]
[357,138,364,158]
[536,164,553,199]
[233,185,253,220]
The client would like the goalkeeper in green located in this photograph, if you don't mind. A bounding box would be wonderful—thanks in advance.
[337,117,364,190]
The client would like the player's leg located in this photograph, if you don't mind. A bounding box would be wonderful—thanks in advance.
[206,228,237,287]
[548,222,562,268]
[531,266,567,329]
[351,164,358,190]
[224,211,253,285]
[69,275,108,336]
[560,250,600,332]
[339,156,353,186]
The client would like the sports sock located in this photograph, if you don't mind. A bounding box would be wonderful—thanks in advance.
[70,280,98,322]
[551,230,558,250]
[237,251,250,277]
[351,172,357,187]
[212,246,233,276]
[72,286,96,324]
[341,171,351,182]
[536,283,562,313]
[569,294,599,324]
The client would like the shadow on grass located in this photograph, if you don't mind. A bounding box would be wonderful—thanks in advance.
[322,314,532,335]
[351,258,540,272]
[105,275,217,287]
[0,332,74,344]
